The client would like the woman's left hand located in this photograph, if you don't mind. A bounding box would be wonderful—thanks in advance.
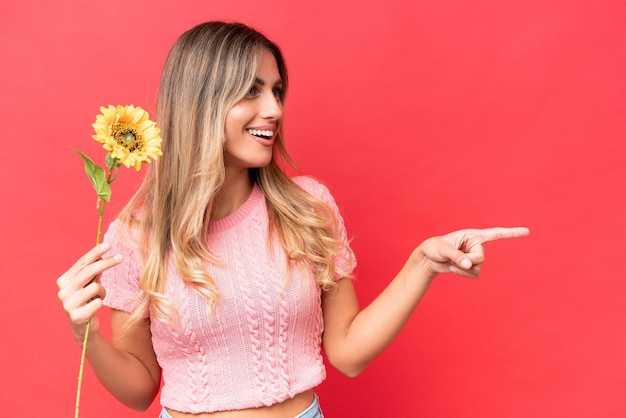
[414,227,530,279]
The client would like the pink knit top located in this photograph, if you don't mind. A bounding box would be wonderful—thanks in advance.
[101,176,356,414]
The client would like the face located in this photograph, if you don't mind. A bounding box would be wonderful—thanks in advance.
[224,48,284,173]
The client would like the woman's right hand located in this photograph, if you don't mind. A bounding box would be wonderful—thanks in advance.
[56,242,123,344]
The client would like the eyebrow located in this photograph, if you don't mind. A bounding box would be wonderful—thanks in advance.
[254,77,283,87]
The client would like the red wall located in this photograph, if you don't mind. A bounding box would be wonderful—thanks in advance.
[2,0,625,416]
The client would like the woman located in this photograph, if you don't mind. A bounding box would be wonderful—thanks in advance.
[57,21,529,418]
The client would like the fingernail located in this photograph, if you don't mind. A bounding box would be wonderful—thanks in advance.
[113,254,123,262]
[460,259,471,269]
[99,242,110,251]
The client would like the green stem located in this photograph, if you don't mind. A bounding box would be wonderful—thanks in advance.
[75,321,91,418]
[75,163,116,418]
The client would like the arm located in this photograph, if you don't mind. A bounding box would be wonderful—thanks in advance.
[321,227,529,377]
[57,243,161,411]
[84,312,161,410]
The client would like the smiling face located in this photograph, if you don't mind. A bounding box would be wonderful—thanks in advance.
[224,48,284,174]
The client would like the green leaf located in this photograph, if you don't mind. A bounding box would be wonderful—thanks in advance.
[75,150,112,202]
[106,153,121,169]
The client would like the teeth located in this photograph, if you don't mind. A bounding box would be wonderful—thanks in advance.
[247,129,274,138]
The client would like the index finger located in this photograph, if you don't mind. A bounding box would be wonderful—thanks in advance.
[475,227,530,243]
[57,242,112,288]
[70,242,112,274]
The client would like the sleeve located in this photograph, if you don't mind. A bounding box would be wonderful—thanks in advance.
[293,176,357,279]
[100,219,147,316]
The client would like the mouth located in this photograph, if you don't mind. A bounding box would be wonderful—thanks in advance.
[246,128,274,140]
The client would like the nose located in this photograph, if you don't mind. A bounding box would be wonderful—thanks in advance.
[260,92,283,121]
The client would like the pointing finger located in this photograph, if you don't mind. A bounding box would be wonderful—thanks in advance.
[475,227,530,243]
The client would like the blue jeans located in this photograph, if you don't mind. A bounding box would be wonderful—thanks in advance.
[159,394,323,418]
[295,394,323,418]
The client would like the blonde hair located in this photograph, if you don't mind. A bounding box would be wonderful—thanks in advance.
[119,21,352,324]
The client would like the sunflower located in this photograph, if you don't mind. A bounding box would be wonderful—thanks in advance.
[92,104,163,170]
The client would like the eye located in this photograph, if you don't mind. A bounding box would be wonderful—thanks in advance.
[245,85,259,97]
[273,87,285,101]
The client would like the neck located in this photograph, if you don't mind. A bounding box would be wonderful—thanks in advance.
[212,168,254,220]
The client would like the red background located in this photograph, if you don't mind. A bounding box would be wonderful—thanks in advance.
[1,0,625,417]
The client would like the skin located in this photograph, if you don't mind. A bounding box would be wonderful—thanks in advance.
[57,48,530,417]
[213,48,284,220]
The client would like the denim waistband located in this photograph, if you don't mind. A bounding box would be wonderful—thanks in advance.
[159,394,323,418]
[295,394,323,418]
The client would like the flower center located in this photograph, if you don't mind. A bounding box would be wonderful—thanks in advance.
[111,122,145,152]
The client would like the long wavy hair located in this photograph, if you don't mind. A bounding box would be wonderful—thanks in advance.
[118,21,352,324]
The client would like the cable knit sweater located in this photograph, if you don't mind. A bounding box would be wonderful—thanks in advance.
[101,176,356,414]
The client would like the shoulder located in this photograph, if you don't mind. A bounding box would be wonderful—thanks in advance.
[291,175,332,200]
[104,218,141,252]
[290,176,346,217]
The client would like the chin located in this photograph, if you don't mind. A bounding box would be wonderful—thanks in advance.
[251,154,273,168]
